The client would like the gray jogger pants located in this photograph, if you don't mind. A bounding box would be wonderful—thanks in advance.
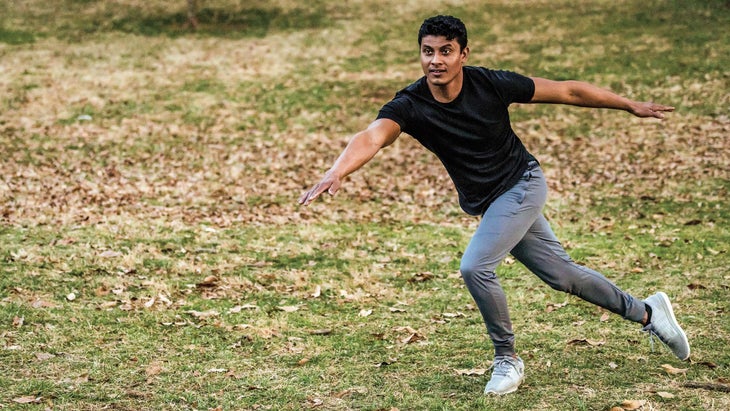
[459,162,647,357]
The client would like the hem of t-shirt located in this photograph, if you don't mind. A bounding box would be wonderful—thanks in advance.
[464,159,536,216]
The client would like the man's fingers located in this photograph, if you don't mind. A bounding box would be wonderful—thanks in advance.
[297,191,310,205]
[299,181,335,206]
[299,188,322,206]
[634,102,674,119]
[327,180,341,195]
[652,104,674,113]
[650,104,674,119]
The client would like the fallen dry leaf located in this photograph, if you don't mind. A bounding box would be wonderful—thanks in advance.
[374,358,398,367]
[143,297,156,308]
[619,399,647,410]
[408,272,434,283]
[186,309,220,319]
[455,368,487,376]
[311,285,322,298]
[661,364,688,375]
[277,305,300,313]
[144,361,162,384]
[546,301,568,313]
[567,338,605,347]
[35,352,55,361]
[308,329,332,335]
[228,304,258,313]
[13,396,41,404]
[359,309,373,317]
[695,360,718,369]
[656,391,675,399]
[99,250,123,258]
[686,283,707,290]
[98,301,118,309]
[401,333,425,344]
[333,387,367,398]
[31,300,57,308]
[196,275,219,287]
[683,381,730,392]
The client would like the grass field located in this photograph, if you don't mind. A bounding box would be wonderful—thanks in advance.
[1,0,729,410]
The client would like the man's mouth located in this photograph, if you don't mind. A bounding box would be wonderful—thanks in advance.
[430,68,446,75]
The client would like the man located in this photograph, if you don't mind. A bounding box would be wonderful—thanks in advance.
[298,15,690,395]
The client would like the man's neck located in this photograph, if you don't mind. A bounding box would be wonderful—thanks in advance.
[428,73,464,103]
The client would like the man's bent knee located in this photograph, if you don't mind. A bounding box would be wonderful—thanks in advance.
[460,262,498,285]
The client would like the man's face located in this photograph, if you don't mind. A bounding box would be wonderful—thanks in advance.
[420,35,469,87]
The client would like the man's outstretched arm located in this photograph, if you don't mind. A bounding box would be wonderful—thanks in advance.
[529,77,675,119]
[298,118,401,206]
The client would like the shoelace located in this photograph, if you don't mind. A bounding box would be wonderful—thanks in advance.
[490,357,517,376]
[642,323,660,353]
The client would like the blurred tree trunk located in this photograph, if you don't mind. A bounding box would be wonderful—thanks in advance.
[187,0,199,29]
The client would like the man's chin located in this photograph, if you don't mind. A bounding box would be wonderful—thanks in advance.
[427,77,448,86]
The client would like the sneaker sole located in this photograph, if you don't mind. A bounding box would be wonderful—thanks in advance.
[655,291,690,360]
[484,375,525,396]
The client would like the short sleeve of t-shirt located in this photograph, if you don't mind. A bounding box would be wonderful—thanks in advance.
[376,91,413,131]
[484,69,535,105]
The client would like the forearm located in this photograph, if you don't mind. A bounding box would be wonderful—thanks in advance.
[530,77,674,119]
[565,81,640,113]
[298,119,400,206]
[327,130,383,179]
[563,81,634,111]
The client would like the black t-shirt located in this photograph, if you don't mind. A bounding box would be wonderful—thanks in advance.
[376,66,537,215]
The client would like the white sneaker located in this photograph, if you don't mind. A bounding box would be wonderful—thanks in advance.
[484,355,524,395]
[642,292,690,360]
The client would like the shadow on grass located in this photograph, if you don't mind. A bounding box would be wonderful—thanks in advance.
[0,27,36,45]
[109,6,332,38]
[1,4,333,44]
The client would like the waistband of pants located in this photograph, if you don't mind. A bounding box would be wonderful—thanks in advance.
[521,160,539,180]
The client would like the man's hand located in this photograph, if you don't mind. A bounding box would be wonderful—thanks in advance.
[296,119,401,207]
[628,102,675,119]
[298,171,342,206]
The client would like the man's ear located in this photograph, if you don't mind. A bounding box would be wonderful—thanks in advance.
[461,46,470,61]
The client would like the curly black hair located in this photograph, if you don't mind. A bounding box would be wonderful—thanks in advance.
[418,15,468,50]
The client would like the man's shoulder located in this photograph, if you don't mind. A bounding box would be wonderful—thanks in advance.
[464,66,524,80]
[396,76,427,97]
[464,66,535,104]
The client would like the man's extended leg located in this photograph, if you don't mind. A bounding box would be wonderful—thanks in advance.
[510,214,690,360]
[510,214,646,322]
